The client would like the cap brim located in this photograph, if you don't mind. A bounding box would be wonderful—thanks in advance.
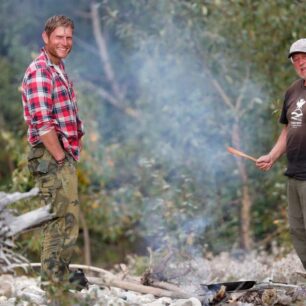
[288,51,306,58]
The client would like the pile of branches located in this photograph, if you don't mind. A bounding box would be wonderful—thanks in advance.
[0,188,53,272]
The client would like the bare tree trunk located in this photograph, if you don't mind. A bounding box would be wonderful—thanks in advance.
[7,156,14,174]
[232,122,252,250]
[89,2,140,119]
[207,66,253,250]
[240,185,252,250]
[90,1,124,102]
[79,211,92,266]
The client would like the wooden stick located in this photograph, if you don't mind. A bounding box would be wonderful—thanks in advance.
[227,146,257,162]
[9,262,194,299]
[8,263,114,277]
[87,276,193,299]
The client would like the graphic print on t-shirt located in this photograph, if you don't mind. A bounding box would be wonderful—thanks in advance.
[291,98,306,128]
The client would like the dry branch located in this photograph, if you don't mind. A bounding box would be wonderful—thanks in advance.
[8,263,114,277]
[88,275,192,299]
[90,2,123,101]
[0,187,39,209]
[0,187,53,238]
[235,66,250,114]
[148,280,188,294]
[0,188,54,272]
[9,204,54,236]
[89,2,140,119]
[227,146,257,163]
[82,81,140,119]
[142,248,192,285]
[10,262,195,299]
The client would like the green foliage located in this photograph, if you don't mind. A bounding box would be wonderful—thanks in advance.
[0,0,303,265]
[0,58,24,130]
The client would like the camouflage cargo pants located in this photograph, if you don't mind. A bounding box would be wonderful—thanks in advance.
[27,144,79,284]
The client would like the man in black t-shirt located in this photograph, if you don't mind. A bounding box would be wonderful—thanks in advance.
[257,38,306,269]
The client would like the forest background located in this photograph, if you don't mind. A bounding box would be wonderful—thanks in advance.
[0,0,304,269]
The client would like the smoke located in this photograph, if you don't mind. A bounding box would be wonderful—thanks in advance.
[120,28,268,255]
[72,1,268,257]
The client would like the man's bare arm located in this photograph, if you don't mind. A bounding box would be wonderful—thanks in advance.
[269,125,287,162]
[40,129,66,162]
[256,125,287,171]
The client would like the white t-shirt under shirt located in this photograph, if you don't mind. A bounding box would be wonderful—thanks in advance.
[53,64,67,85]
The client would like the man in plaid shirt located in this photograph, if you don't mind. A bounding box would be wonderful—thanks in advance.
[22,15,87,291]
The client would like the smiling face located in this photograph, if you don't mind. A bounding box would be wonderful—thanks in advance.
[42,26,73,64]
[291,53,306,82]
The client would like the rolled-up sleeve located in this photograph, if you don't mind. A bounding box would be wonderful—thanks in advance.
[25,68,54,135]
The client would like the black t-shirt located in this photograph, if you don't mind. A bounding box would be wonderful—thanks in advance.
[280,79,306,179]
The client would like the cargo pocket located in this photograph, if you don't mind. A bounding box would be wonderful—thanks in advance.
[52,162,78,217]
[27,147,45,175]
[38,173,62,211]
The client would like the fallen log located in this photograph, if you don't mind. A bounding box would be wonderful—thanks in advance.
[143,279,187,294]
[0,187,55,237]
[0,187,39,209]
[9,204,54,236]
[116,263,187,294]
[9,263,196,300]
[88,275,192,299]
[0,188,55,272]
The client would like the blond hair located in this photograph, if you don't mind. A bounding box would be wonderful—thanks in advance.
[44,15,74,36]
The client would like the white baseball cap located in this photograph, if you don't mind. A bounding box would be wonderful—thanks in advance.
[288,38,306,58]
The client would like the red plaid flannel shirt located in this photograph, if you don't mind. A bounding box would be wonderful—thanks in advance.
[22,48,84,160]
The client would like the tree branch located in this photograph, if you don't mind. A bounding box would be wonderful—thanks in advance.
[207,72,235,110]
[82,80,140,119]
[88,2,141,119]
[74,35,100,56]
[235,66,250,116]
[79,211,91,266]
[90,2,124,102]
[0,187,39,209]
[9,205,54,237]
[9,262,194,299]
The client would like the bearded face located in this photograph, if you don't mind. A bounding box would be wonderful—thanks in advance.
[42,26,73,64]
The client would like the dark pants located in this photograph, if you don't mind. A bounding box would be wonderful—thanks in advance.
[287,177,306,269]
